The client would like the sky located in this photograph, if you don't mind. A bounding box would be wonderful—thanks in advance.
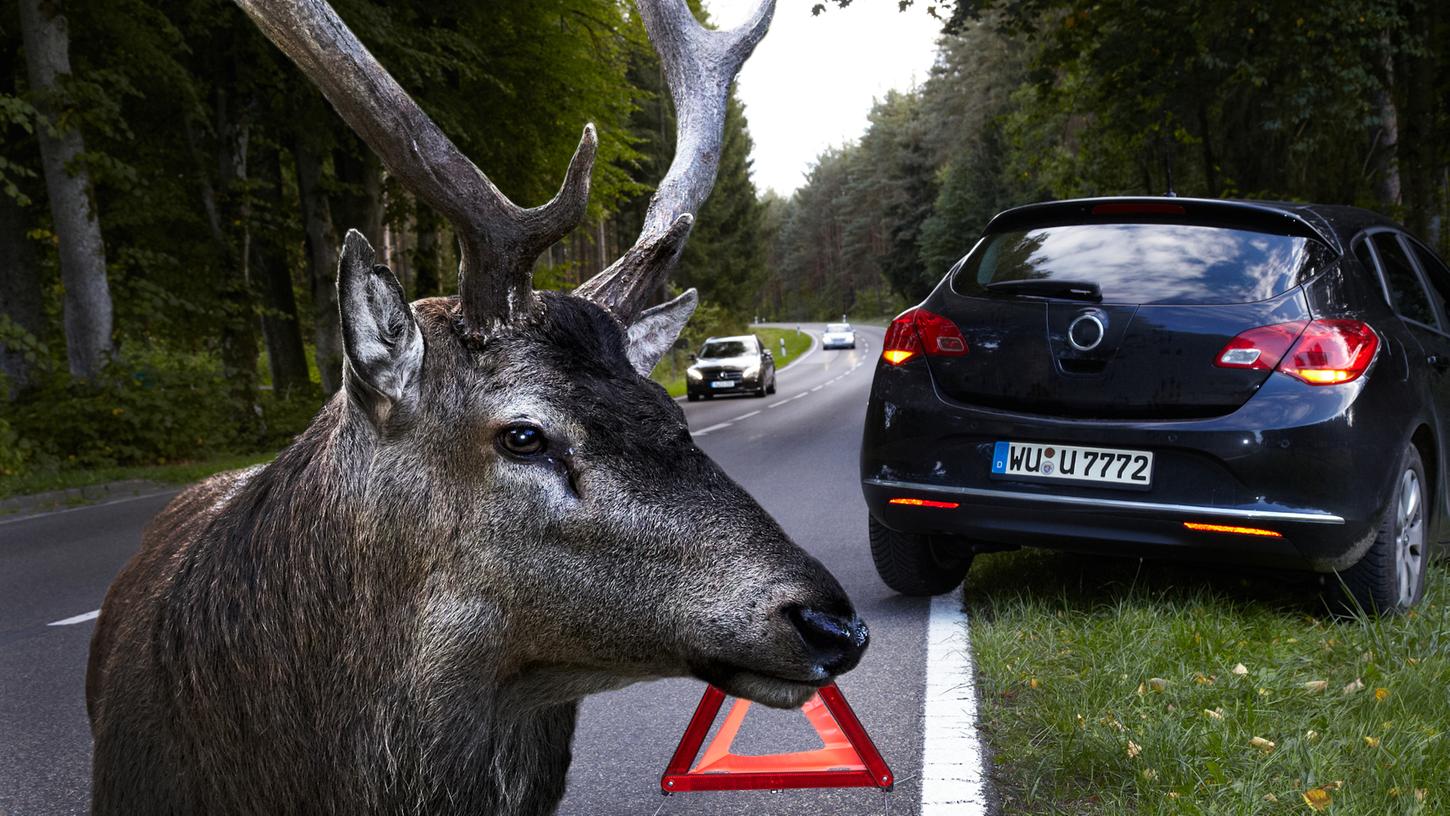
[702,0,944,197]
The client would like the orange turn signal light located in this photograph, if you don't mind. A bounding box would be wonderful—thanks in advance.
[889,497,960,509]
[1183,521,1282,538]
[881,349,916,365]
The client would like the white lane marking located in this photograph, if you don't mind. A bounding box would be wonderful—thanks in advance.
[0,488,178,527]
[49,609,100,626]
[766,392,809,408]
[810,385,823,392]
[733,410,761,421]
[921,594,988,814]
[693,422,733,437]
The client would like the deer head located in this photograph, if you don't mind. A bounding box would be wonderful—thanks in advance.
[230,0,868,709]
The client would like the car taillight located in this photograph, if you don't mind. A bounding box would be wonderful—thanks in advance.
[1214,321,1308,370]
[881,308,967,366]
[1215,319,1378,385]
[1277,319,1379,385]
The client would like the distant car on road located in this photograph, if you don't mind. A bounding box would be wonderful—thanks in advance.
[862,196,1450,614]
[687,334,776,400]
[823,323,857,349]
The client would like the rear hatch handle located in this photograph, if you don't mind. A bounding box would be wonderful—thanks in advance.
[983,279,1103,302]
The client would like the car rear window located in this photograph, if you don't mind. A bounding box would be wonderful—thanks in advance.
[701,340,750,357]
[952,223,1320,305]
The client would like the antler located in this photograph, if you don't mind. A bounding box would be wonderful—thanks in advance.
[231,0,596,337]
[575,0,776,322]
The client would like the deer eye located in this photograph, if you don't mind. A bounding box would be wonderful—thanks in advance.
[498,424,546,457]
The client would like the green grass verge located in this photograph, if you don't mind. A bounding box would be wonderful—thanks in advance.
[0,451,276,501]
[967,549,1448,815]
[651,326,815,398]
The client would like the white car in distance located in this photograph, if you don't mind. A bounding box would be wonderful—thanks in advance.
[822,322,856,350]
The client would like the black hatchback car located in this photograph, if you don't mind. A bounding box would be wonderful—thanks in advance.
[862,197,1449,613]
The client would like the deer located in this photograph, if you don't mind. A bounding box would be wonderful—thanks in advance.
[85,1,869,814]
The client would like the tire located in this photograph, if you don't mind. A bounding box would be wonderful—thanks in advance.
[868,515,973,596]
[1340,444,1431,615]
[767,377,776,395]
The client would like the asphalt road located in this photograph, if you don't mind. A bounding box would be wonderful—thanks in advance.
[0,322,935,816]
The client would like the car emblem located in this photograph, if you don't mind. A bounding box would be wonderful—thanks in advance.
[1067,312,1106,352]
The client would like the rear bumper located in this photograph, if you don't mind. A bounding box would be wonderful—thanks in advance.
[863,477,1364,570]
[860,358,1415,572]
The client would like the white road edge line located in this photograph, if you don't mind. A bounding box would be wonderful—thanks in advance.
[733,410,761,421]
[693,422,732,437]
[921,593,989,815]
[810,385,823,392]
[49,609,100,627]
[0,488,179,527]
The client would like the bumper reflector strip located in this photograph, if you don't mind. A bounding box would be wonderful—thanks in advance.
[1183,521,1282,538]
[889,497,960,509]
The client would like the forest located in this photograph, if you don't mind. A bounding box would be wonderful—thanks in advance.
[0,0,766,481]
[768,0,1449,320]
[1,0,1447,483]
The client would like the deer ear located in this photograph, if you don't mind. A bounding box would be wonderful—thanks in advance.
[626,289,698,377]
[338,229,424,417]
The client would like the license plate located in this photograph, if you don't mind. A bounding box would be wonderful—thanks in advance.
[991,441,1153,488]
[710,380,735,388]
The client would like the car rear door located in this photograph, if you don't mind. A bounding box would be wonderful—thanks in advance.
[1361,229,1450,415]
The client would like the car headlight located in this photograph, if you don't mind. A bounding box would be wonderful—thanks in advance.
[687,368,703,381]
[743,364,760,379]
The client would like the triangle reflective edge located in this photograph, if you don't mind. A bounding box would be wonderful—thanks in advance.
[660,681,894,793]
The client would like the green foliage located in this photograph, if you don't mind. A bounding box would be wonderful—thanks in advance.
[770,1,1450,321]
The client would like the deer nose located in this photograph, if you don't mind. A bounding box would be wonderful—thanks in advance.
[786,605,869,676]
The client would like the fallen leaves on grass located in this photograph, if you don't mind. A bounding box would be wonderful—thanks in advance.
[1364,736,1380,748]
[1148,677,1168,692]
[1249,736,1276,753]
[1203,708,1224,721]
[1343,678,1365,695]
[1303,680,1328,694]
[1232,663,1248,676]
[1302,786,1333,811]
[1127,740,1141,759]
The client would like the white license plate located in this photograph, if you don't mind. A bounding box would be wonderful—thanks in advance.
[710,380,736,388]
[991,441,1153,488]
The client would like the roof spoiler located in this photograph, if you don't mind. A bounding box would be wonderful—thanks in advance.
[984,197,1339,253]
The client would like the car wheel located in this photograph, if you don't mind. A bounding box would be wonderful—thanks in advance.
[767,377,776,395]
[1340,444,1431,615]
[868,515,973,596]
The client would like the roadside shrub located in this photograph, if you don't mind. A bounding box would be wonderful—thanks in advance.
[7,345,235,470]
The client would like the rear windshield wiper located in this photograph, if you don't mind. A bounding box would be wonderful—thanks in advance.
[983,279,1102,301]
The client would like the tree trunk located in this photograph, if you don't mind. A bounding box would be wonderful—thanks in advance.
[413,201,441,298]
[294,139,343,394]
[17,0,112,382]
[332,137,384,244]
[0,192,43,397]
[252,147,310,398]
[210,87,261,435]
[1369,34,1402,211]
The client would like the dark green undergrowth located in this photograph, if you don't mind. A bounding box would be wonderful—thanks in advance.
[967,549,1448,815]
[0,451,276,502]
[1,345,321,494]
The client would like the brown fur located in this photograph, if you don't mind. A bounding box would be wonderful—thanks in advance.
[88,293,864,815]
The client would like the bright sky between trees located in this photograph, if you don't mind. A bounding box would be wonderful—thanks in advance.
[703,0,943,196]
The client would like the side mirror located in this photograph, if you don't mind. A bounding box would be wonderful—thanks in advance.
[689,353,698,362]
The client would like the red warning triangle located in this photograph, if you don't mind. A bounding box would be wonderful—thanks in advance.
[661,682,893,793]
